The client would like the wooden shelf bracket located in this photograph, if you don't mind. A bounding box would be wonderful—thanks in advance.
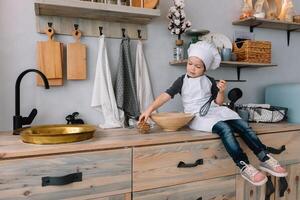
[233,17,300,46]
[287,28,300,46]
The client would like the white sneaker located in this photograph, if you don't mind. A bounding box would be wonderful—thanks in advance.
[240,161,268,186]
[259,154,288,177]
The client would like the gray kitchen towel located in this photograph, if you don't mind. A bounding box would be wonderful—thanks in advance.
[114,36,140,126]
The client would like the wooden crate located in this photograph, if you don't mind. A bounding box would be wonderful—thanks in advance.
[233,40,271,63]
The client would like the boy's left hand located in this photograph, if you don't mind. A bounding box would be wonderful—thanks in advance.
[217,80,227,93]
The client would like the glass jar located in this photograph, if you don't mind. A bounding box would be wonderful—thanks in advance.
[120,0,129,6]
[173,40,184,61]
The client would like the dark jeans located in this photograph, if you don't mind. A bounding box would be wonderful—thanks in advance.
[212,119,269,169]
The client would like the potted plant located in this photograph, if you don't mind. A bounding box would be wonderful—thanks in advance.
[167,0,191,61]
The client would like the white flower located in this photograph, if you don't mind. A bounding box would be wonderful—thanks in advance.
[174,11,180,18]
[186,20,192,27]
[178,3,184,9]
[169,6,176,13]
[174,0,184,9]
[167,13,172,19]
[174,19,180,25]
[174,0,184,7]
[181,11,186,18]
[175,28,181,34]
[181,23,186,30]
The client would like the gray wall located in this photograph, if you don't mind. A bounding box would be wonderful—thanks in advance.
[1,0,300,131]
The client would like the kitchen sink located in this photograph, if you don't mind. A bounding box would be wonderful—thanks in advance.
[20,124,96,144]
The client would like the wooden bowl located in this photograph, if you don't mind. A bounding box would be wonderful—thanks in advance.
[293,15,300,23]
[150,112,194,132]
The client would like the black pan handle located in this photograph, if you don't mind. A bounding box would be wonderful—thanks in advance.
[177,159,203,168]
[42,172,82,187]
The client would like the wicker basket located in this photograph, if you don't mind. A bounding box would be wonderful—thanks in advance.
[233,40,271,63]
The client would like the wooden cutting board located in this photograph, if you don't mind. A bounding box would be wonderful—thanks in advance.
[67,29,87,80]
[144,0,159,9]
[36,27,63,86]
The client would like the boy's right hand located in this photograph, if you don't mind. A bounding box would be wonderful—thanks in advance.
[138,111,152,124]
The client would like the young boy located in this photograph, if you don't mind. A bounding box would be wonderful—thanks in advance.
[138,41,287,186]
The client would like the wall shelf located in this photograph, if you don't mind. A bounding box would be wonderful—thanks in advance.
[34,0,161,39]
[232,17,300,46]
[169,60,277,82]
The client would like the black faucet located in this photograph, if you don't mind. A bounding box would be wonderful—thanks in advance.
[13,69,49,134]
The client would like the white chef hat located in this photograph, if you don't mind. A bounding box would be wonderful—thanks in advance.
[187,41,221,70]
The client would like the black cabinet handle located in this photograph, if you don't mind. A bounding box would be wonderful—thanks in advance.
[266,145,286,154]
[177,159,203,168]
[279,177,288,197]
[265,176,275,200]
[42,172,82,187]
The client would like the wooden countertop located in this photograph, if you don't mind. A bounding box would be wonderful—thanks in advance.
[1,123,300,160]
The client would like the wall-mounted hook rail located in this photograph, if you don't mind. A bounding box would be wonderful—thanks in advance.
[37,16,147,39]
[35,0,158,39]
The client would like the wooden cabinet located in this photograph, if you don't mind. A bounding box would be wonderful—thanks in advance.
[97,193,131,200]
[236,163,300,200]
[235,130,300,200]
[0,149,131,200]
[274,163,300,200]
[133,129,300,199]
[236,174,276,200]
[133,139,235,192]
[1,123,300,199]
[133,176,236,200]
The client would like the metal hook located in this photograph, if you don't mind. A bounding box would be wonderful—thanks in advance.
[47,22,53,32]
[122,28,126,37]
[99,26,103,36]
[74,24,79,35]
[137,29,142,39]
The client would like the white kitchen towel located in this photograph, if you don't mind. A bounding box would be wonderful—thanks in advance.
[91,35,122,128]
[135,40,154,112]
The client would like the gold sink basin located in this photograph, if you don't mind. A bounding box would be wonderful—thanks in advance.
[20,124,97,144]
